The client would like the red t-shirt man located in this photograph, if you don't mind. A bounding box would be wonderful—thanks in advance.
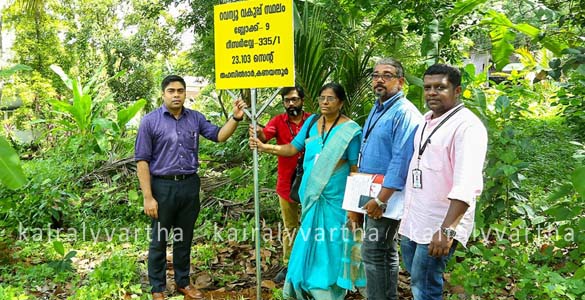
[263,112,311,202]
[253,86,310,283]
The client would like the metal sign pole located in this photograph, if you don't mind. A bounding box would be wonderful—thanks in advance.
[227,88,280,299]
[250,88,262,300]
[230,88,279,299]
[213,1,294,297]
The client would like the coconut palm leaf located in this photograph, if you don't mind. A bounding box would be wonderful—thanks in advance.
[331,28,375,126]
[16,0,43,13]
[293,2,331,113]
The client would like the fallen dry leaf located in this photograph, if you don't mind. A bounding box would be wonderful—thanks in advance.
[194,273,213,289]
[261,280,276,289]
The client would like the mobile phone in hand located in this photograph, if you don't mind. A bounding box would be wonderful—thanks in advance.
[358,195,371,208]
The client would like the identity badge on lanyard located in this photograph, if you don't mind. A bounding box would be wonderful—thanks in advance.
[413,104,464,189]
[358,98,398,169]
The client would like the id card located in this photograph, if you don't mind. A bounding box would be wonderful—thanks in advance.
[412,168,422,189]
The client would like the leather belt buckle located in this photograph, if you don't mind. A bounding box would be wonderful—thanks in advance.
[154,173,194,181]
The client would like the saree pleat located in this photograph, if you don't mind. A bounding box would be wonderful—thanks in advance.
[283,121,361,300]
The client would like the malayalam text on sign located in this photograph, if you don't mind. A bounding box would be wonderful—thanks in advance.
[214,0,295,89]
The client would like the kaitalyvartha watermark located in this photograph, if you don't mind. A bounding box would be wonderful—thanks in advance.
[210,222,369,243]
[472,224,575,243]
[17,222,575,244]
[18,222,170,243]
[16,222,365,243]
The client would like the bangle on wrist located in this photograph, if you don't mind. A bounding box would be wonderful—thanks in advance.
[232,114,244,122]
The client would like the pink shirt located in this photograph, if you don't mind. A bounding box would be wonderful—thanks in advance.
[399,104,488,246]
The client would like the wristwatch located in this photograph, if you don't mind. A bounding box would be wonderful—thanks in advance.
[441,227,457,239]
[232,114,244,122]
[374,197,387,211]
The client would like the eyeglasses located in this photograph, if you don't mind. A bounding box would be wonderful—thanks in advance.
[318,96,338,102]
[371,73,399,81]
[283,97,301,103]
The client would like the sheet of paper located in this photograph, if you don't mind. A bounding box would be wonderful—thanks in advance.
[342,173,376,213]
[342,173,404,220]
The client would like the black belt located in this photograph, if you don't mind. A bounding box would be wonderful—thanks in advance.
[153,173,196,181]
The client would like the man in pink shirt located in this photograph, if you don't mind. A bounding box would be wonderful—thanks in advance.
[399,64,488,299]
[250,86,311,283]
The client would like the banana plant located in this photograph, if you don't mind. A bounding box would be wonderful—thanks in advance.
[0,64,32,190]
[421,0,489,64]
[481,10,567,70]
[0,136,27,190]
[419,0,567,70]
[48,65,146,153]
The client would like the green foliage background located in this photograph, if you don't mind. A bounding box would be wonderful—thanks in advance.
[0,0,584,299]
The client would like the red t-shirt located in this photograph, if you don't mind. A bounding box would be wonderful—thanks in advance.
[263,112,312,202]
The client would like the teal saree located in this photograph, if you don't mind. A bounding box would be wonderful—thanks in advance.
[284,116,362,300]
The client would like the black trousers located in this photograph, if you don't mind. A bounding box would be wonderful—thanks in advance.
[148,174,201,292]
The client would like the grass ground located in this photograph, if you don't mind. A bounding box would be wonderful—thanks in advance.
[0,116,582,299]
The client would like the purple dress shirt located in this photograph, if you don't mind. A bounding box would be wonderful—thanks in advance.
[134,105,221,175]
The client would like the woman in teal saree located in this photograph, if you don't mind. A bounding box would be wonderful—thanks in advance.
[250,83,362,299]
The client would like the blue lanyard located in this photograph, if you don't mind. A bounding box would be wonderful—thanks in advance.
[363,97,399,143]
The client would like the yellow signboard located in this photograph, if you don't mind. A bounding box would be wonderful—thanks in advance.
[214,0,295,89]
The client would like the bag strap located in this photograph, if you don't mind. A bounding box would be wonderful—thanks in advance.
[304,114,320,140]
[296,114,320,166]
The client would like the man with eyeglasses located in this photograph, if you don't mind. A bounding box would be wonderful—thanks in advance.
[348,58,422,299]
[249,85,311,283]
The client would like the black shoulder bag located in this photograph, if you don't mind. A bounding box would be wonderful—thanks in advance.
[289,115,320,203]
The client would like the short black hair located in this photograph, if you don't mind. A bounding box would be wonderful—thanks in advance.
[161,75,186,91]
[319,82,347,102]
[424,64,462,87]
[375,58,404,78]
[280,85,305,100]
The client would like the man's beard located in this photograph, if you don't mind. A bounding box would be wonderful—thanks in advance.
[374,84,387,99]
[286,106,302,116]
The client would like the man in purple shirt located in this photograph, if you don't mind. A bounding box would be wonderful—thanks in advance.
[135,75,246,300]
